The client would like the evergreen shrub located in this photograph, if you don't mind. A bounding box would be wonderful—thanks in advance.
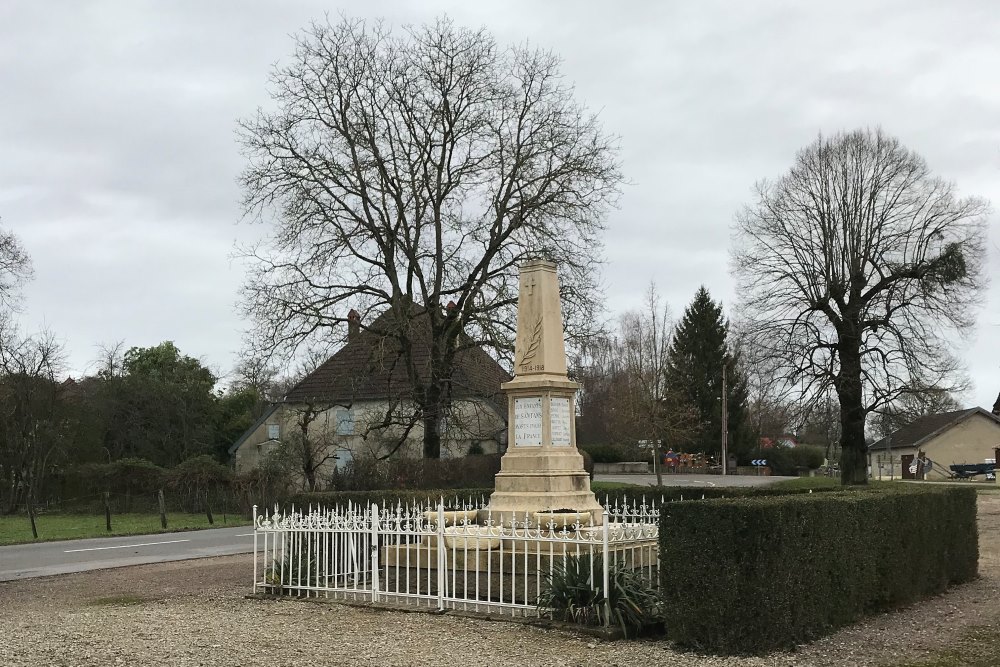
[581,444,646,464]
[657,485,978,654]
[580,445,624,463]
[761,445,826,475]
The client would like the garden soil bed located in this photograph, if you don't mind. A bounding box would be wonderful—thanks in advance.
[2,494,999,666]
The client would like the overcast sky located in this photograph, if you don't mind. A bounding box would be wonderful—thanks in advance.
[1,0,998,408]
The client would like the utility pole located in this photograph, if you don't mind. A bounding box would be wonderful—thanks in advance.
[721,364,728,476]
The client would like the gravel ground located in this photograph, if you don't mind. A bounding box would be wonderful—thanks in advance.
[2,495,999,667]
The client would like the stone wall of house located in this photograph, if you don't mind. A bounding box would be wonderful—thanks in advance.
[232,405,287,473]
[233,398,505,476]
[922,412,1000,479]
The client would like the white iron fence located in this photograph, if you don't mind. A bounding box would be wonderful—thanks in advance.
[252,497,660,622]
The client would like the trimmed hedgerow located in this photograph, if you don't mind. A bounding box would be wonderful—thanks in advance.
[325,455,502,491]
[289,480,840,515]
[658,485,978,655]
[285,488,493,511]
[594,482,841,510]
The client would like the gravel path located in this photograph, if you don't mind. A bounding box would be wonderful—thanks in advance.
[2,495,999,666]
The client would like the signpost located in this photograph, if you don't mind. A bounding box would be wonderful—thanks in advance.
[752,459,767,477]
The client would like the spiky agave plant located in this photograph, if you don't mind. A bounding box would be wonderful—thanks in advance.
[538,554,662,637]
[265,549,318,595]
[538,554,605,626]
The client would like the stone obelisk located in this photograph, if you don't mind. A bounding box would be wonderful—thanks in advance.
[485,260,604,525]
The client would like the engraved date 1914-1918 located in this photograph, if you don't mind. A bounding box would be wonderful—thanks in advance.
[519,364,545,373]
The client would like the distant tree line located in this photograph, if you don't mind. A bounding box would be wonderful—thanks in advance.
[0,331,272,515]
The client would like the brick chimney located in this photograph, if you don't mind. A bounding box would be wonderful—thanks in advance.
[993,391,1000,416]
[347,309,361,341]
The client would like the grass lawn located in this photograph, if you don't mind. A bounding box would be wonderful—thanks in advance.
[769,476,1000,494]
[0,512,251,546]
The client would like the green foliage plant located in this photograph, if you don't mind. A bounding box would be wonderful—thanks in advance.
[265,547,318,596]
[538,554,662,637]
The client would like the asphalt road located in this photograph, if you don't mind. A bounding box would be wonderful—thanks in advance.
[0,526,258,582]
[593,472,798,487]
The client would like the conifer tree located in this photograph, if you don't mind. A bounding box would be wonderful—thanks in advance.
[664,287,753,459]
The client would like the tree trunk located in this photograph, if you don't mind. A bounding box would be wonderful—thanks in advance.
[26,491,38,539]
[837,335,868,485]
[204,490,214,526]
[298,407,318,491]
[422,408,442,459]
[304,466,318,493]
[420,327,456,461]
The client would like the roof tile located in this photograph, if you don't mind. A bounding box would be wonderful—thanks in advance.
[284,306,511,410]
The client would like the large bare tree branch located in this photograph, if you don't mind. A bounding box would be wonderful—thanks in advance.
[237,16,622,457]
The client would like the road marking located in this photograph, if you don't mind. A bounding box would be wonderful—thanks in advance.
[64,539,191,553]
[236,533,255,537]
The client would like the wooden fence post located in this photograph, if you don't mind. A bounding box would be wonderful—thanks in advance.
[158,489,167,530]
[205,490,214,526]
[104,491,112,532]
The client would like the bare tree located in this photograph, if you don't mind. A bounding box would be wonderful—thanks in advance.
[238,16,622,458]
[93,340,127,380]
[0,221,32,312]
[282,401,343,492]
[0,320,67,536]
[576,284,697,481]
[871,385,962,441]
[797,390,842,464]
[733,128,988,484]
[732,325,795,440]
[616,285,698,483]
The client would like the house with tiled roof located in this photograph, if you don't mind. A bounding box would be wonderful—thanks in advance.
[867,407,1000,480]
[231,305,510,474]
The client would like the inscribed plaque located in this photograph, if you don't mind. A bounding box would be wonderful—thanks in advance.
[513,397,543,446]
[550,397,572,446]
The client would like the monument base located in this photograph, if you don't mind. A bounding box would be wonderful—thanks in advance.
[484,448,604,526]
[380,528,658,574]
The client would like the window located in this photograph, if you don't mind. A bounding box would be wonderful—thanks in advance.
[335,409,355,435]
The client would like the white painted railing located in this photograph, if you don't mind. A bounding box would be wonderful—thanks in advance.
[252,497,660,622]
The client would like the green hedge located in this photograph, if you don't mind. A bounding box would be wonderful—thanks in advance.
[326,455,502,491]
[285,484,841,518]
[756,445,826,475]
[595,483,840,510]
[580,444,646,464]
[286,488,494,511]
[658,485,978,654]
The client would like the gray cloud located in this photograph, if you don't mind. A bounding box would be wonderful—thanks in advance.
[1,0,997,405]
